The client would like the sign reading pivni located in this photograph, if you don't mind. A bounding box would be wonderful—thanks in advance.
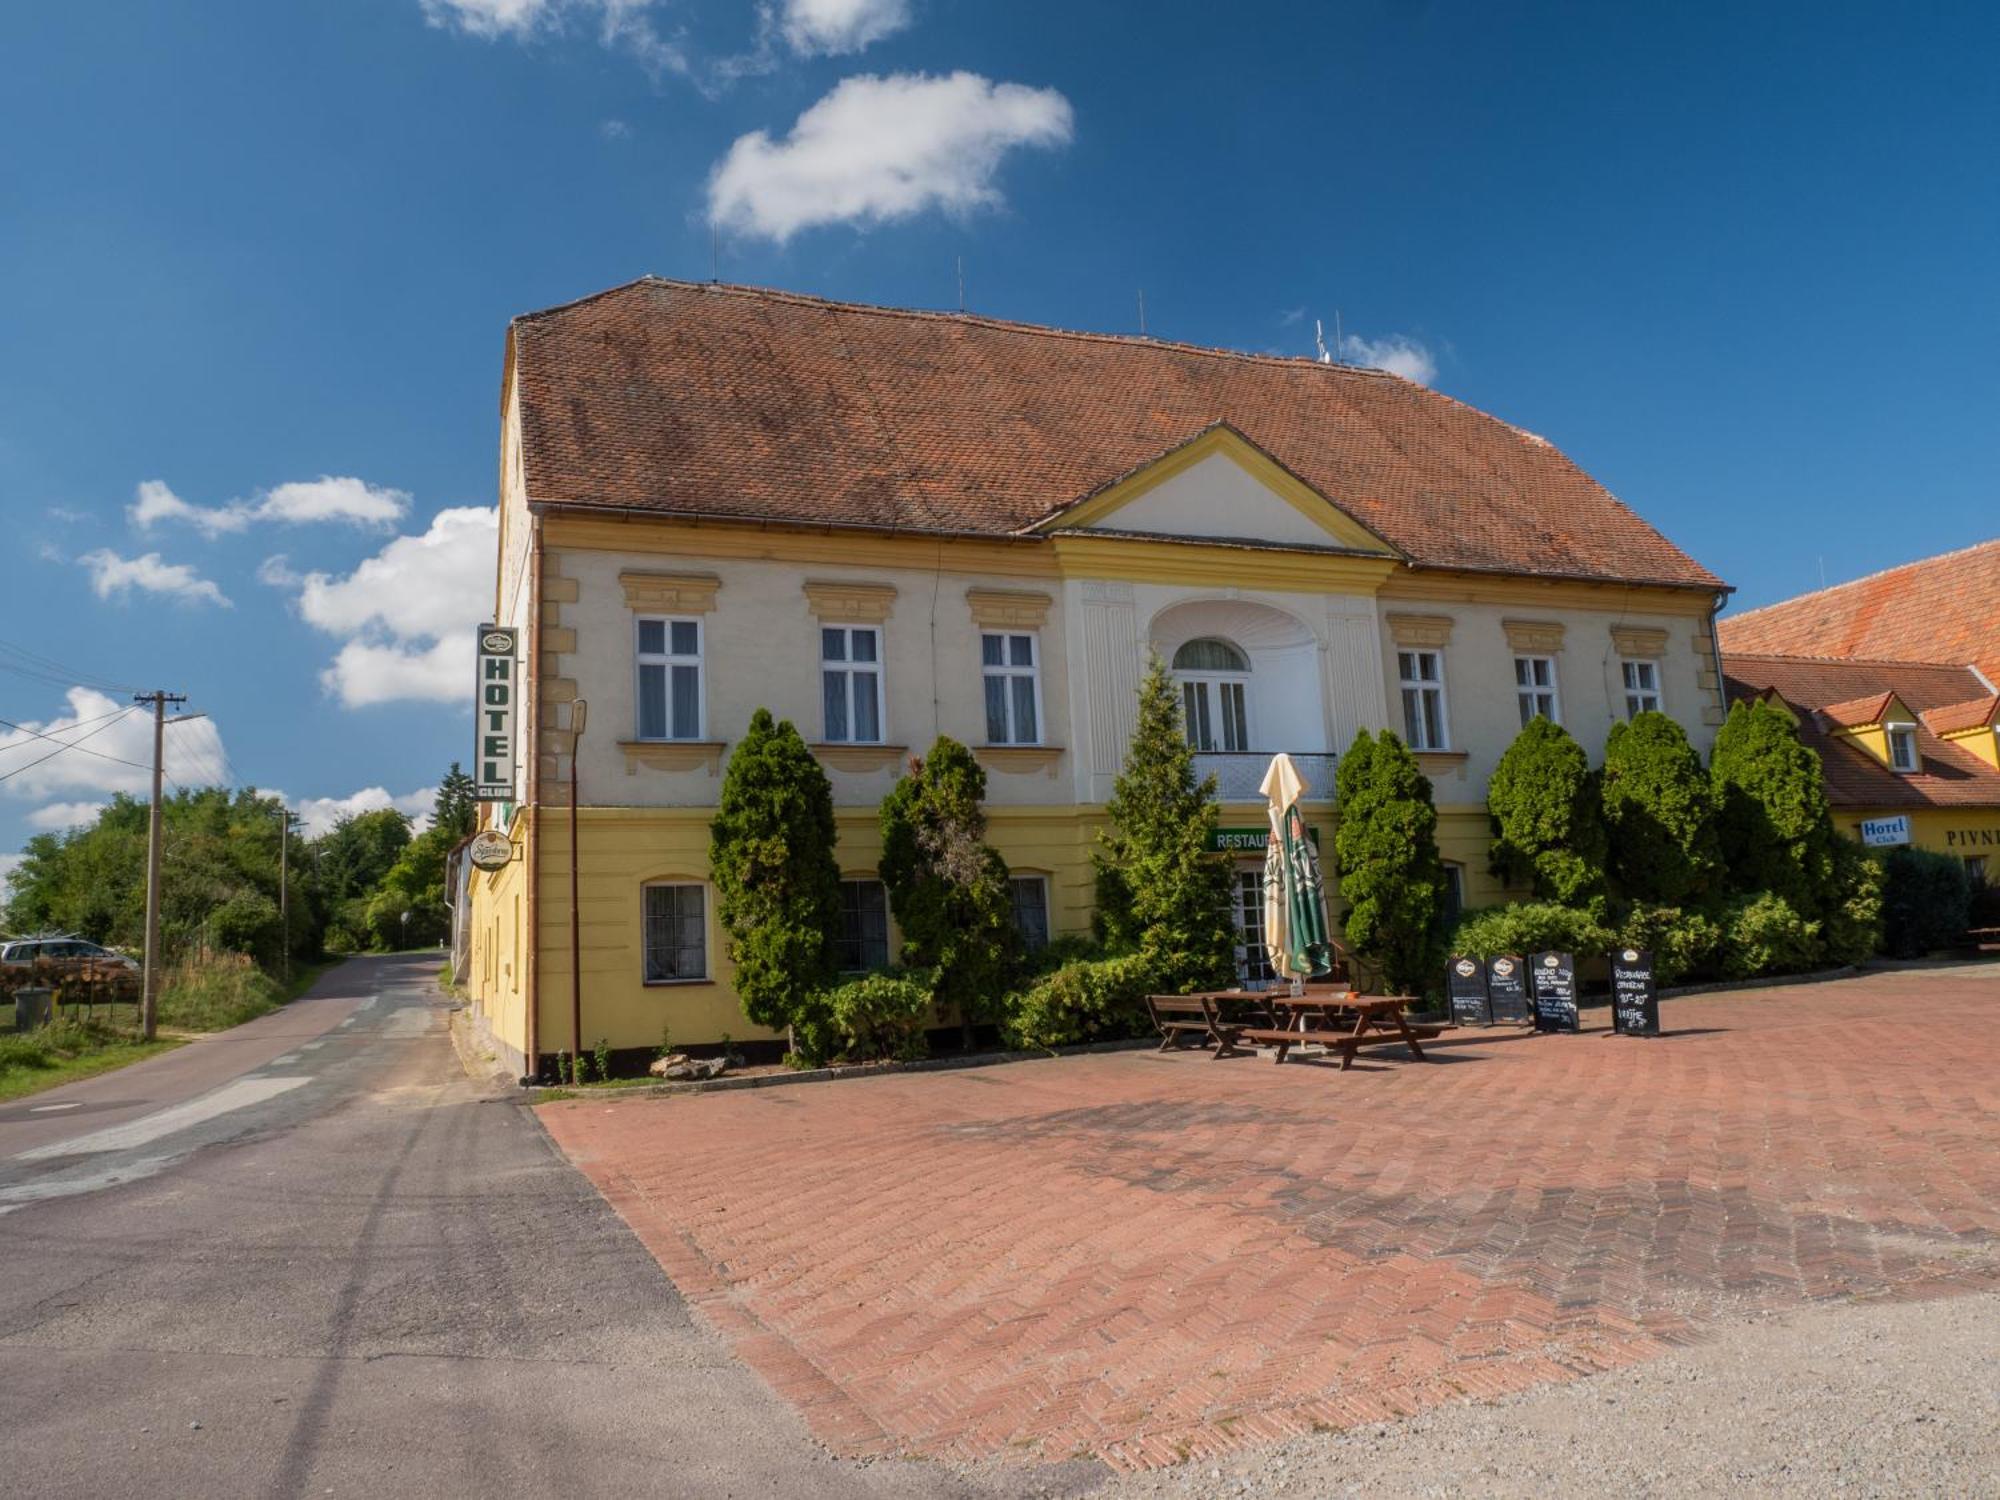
[474,625,518,802]
[1860,815,1912,848]
[1530,951,1579,1033]
[1446,955,1491,1027]
[1610,948,1661,1036]
[1486,954,1532,1025]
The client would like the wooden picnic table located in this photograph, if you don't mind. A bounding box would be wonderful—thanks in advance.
[1237,991,1444,1068]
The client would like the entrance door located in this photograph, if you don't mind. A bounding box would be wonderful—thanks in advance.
[1231,865,1276,985]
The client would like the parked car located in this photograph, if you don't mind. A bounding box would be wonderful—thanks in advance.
[0,936,140,971]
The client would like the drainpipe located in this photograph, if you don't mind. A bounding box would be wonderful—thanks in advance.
[1706,589,1731,727]
[522,512,543,1083]
[569,700,588,1084]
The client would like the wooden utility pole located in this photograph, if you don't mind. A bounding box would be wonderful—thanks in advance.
[134,689,186,1041]
[278,801,290,986]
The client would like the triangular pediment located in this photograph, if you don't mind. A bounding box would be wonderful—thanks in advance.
[1032,425,1401,557]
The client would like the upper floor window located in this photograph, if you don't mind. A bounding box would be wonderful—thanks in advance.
[642,882,707,983]
[1173,637,1251,753]
[1514,655,1559,726]
[636,618,702,741]
[837,878,891,972]
[982,632,1041,745]
[1398,649,1448,750]
[1009,875,1051,953]
[1621,659,1662,718]
[821,626,884,744]
[1888,723,1919,773]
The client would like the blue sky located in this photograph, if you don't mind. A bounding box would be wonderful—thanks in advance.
[3,0,1997,876]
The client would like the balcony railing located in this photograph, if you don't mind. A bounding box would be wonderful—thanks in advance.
[1193,751,1339,802]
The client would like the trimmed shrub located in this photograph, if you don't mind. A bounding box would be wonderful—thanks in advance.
[1335,730,1447,996]
[1878,846,1972,957]
[1449,902,1614,963]
[1821,838,1884,967]
[1093,659,1235,991]
[797,973,934,1065]
[1711,698,1838,915]
[1487,718,1608,906]
[710,709,844,1044]
[1002,951,1163,1052]
[1720,893,1820,979]
[1616,903,1724,986]
[1600,712,1722,905]
[210,890,283,969]
[880,737,1021,1041]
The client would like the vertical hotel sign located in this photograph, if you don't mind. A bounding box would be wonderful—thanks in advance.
[474,625,518,802]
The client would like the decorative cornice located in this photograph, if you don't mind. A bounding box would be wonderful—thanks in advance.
[617,740,726,776]
[965,588,1053,630]
[1501,618,1565,654]
[975,745,1065,778]
[1385,612,1455,649]
[1610,624,1670,657]
[802,580,897,622]
[620,571,720,613]
[810,742,907,773]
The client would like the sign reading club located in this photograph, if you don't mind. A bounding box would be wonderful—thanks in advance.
[474,625,518,802]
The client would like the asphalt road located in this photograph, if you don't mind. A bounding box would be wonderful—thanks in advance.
[0,954,1097,1499]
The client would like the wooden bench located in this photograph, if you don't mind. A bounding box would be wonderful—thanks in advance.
[1239,994,1443,1069]
[1146,994,1253,1058]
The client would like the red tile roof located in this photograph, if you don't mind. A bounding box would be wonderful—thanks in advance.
[509,279,1724,591]
[1717,538,2000,685]
[1722,653,2000,810]
[1923,695,2000,736]
[1816,691,1897,729]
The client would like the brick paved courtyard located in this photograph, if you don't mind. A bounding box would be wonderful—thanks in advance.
[539,966,2000,1471]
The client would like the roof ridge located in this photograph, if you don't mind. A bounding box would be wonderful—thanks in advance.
[1726,535,2000,621]
[1719,648,1985,671]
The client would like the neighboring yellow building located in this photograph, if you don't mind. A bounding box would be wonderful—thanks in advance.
[464,278,1732,1077]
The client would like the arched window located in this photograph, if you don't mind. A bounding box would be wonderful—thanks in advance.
[1171,637,1251,752]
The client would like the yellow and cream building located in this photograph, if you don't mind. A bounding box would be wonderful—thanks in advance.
[465,279,1732,1075]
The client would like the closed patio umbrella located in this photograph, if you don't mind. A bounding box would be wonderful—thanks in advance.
[1258,753,1332,991]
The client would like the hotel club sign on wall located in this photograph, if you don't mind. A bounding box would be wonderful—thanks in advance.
[474,624,518,803]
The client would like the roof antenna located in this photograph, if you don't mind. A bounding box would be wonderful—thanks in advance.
[1314,319,1331,363]
[956,255,965,313]
[709,223,718,283]
[1137,288,1147,337]
[1818,555,1827,589]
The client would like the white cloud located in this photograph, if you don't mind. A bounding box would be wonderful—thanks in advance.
[79,550,232,608]
[24,801,106,831]
[0,687,229,802]
[708,71,1074,243]
[1338,332,1437,386]
[599,118,632,140]
[265,506,498,708]
[0,852,21,896]
[421,0,691,77]
[130,476,408,536]
[780,0,910,55]
[420,0,551,37]
[287,786,438,839]
[46,506,89,524]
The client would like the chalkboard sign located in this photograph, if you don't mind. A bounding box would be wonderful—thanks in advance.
[1446,955,1491,1026]
[1610,948,1661,1036]
[1486,954,1532,1025]
[1530,951,1579,1033]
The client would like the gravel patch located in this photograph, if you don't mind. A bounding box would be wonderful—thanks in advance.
[1087,1292,2000,1498]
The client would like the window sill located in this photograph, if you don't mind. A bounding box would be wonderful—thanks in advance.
[643,976,715,988]
[1413,749,1469,774]
[975,744,1066,777]
[619,740,727,776]
[810,742,908,772]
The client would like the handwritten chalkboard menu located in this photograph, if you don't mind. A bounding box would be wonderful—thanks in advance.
[1530,951,1579,1033]
[1610,948,1661,1036]
[1486,954,1532,1024]
[1446,955,1491,1026]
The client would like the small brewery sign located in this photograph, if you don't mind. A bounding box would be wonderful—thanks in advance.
[467,830,514,872]
[1486,954,1532,1025]
[1610,948,1661,1036]
[1530,951,1579,1033]
[474,625,518,802]
[1446,955,1491,1027]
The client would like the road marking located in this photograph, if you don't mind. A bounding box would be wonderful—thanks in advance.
[0,1155,179,1214]
[301,1041,325,1051]
[15,1076,310,1161]
[381,1009,432,1037]
[27,1101,84,1113]
[270,1052,301,1065]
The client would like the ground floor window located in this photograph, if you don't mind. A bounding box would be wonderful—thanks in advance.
[1009,875,1050,952]
[642,883,707,983]
[1441,864,1465,931]
[1966,855,1989,888]
[838,878,891,971]
[1232,867,1276,985]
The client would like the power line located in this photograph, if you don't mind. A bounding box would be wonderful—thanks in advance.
[0,709,144,785]
[0,704,136,748]
[0,637,140,697]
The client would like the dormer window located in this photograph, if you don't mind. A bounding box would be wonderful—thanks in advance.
[1887,724,1918,773]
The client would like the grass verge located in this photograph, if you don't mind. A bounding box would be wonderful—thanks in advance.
[0,1020,180,1103]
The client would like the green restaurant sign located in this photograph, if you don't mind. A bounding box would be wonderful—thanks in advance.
[1209,825,1320,853]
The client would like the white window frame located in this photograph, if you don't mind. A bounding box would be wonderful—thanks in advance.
[820,625,886,744]
[640,881,708,984]
[1398,648,1449,751]
[980,631,1044,746]
[1172,639,1253,753]
[1621,658,1663,718]
[1887,722,1919,773]
[634,615,703,742]
[1231,865,1276,986]
[1513,654,1560,726]
[1008,874,1051,952]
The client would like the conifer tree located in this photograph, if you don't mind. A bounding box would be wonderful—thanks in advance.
[1599,711,1722,905]
[1333,728,1446,995]
[1710,697,1837,913]
[1486,717,1608,906]
[1092,658,1235,989]
[879,736,1019,1041]
[709,709,842,1041]
[432,763,479,842]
